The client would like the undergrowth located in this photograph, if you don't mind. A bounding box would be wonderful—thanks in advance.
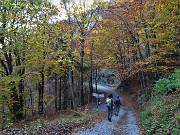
[140,70,180,135]
[1,110,101,134]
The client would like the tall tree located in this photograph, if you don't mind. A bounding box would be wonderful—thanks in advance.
[0,0,58,119]
[61,0,102,106]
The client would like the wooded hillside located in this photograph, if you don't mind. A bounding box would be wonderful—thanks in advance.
[0,0,179,133]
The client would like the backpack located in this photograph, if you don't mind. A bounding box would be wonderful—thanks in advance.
[106,98,112,106]
[114,98,121,105]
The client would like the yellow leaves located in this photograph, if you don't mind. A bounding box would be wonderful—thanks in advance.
[24,72,41,81]
[156,0,179,16]
[106,55,116,62]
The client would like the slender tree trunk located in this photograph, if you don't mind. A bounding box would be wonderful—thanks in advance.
[41,70,44,112]
[18,79,24,119]
[38,69,44,114]
[137,43,143,61]
[138,0,150,58]
[63,76,68,110]
[29,87,34,117]
[127,42,131,68]
[89,43,93,102]
[16,59,25,119]
[58,77,62,111]
[139,71,146,89]
[133,17,143,61]
[10,82,18,120]
[69,65,76,110]
[138,72,143,89]
[80,39,85,106]
[38,82,43,114]
[95,66,98,93]
[55,75,58,112]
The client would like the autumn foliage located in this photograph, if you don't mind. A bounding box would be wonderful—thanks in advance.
[0,0,179,132]
[89,0,180,86]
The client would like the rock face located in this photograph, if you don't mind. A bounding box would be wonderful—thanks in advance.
[96,69,120,86]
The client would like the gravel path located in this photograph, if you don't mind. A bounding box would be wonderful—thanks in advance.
[72,107,139,135]
[72,85,140,135]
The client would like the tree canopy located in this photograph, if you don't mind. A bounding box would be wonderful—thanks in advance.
[0,0,179,131]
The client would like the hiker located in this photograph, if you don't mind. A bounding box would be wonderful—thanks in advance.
[114,96,121,116]
[105,94,113,122]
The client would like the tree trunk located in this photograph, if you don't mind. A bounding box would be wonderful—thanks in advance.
[63,76,68,110]
[69,65,76,110]
[38,70,44,114]
[89,68,93,102]
[38,82,43,114]
[138,0,150,58]
[58,77,62,111]
[18,79,24,120]
[133,16,144,61]
[10,82,19,120]
[4,51,24,120]
[89,43,93,102]
[55,75,58,112]
[139,71,146,89]
[80,39,85,106]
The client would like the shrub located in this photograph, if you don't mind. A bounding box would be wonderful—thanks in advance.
[153,70,180,95]
[0,112,14,130]
[140,70,180,134]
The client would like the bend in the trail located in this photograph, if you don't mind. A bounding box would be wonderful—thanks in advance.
[72,85,140,135]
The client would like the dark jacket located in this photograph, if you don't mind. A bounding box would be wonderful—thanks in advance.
[114,97,121,106]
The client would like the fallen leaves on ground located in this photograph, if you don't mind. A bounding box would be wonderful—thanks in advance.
[1,105,106,135]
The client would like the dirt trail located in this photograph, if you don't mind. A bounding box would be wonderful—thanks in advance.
[72,85,144,135]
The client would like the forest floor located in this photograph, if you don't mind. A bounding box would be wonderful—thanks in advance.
[1,86,145,135]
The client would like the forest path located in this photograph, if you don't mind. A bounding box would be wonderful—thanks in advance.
[72,85,142,135]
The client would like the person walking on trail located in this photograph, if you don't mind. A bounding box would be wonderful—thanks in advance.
[105,94,113,122]
[114,96,121,116]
